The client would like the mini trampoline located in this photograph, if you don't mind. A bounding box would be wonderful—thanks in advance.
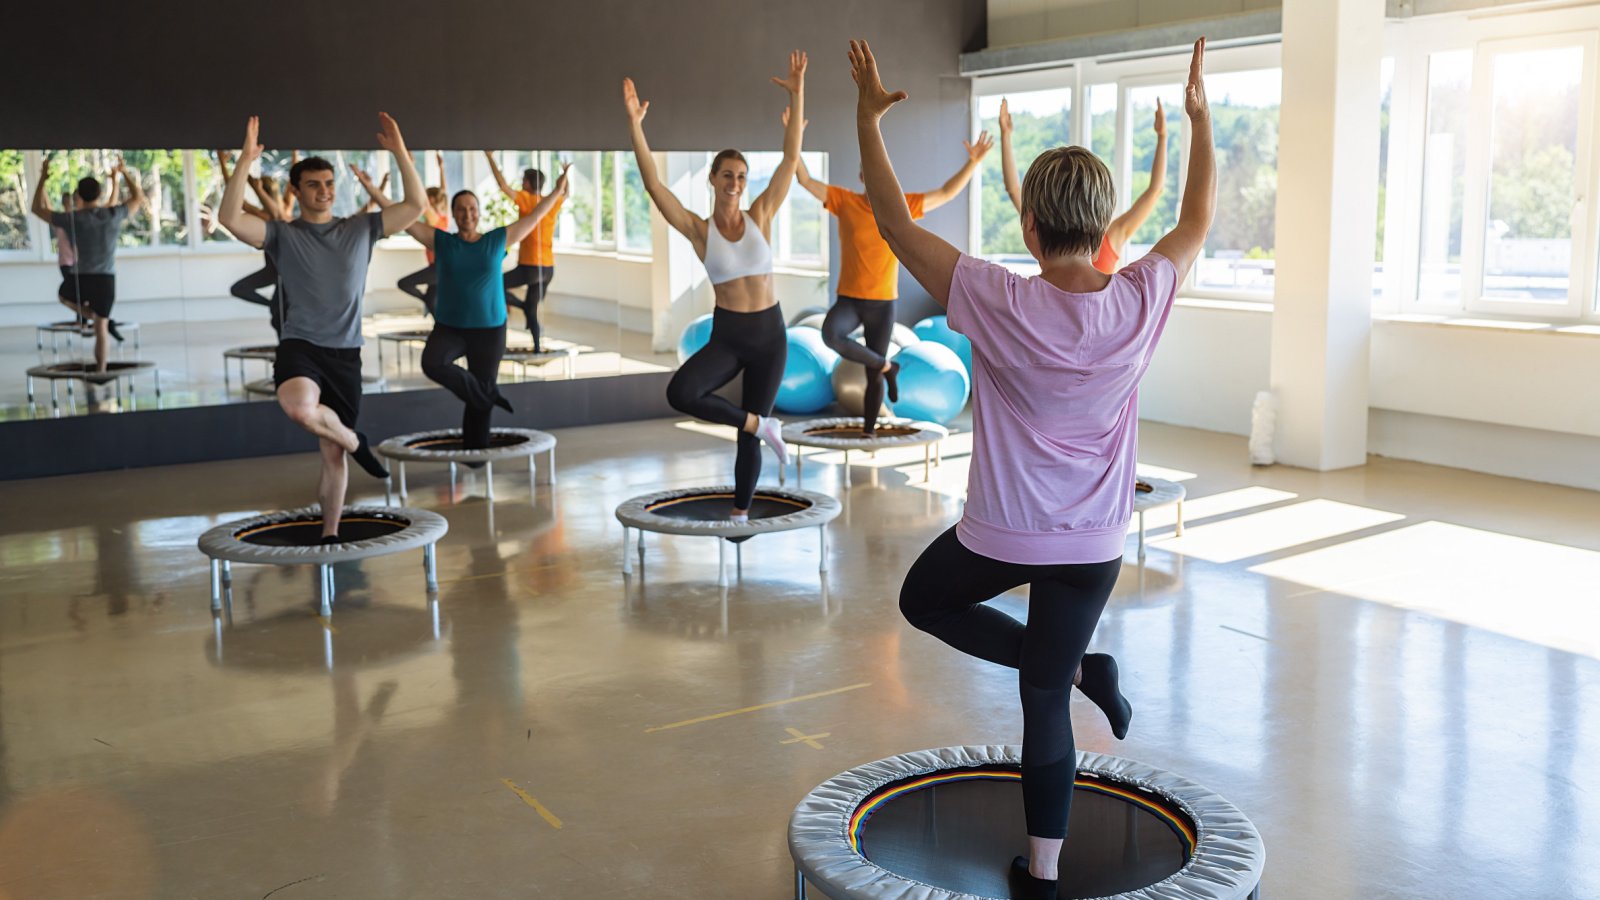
[502,345,578,380]
[1133,477,1186,562]
[375,328,432,373]
[780,417,949,488]
[36,319,140,353]
[222,344,277,389]
[26,360,159,412]
[790,746,1263,900]
[197,505,448,616]
[615,486,841,586]
[376,427,557,503]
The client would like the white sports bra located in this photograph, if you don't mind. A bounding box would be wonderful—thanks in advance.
[703,212,774,285]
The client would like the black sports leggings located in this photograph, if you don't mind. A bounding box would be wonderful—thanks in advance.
[231,258,281,335]
[398,264,437,314]
[900,527,1122,839]
[666,305,787,510]
[504,265,554,349]
[420,323,506,449]
[821,296,896,431]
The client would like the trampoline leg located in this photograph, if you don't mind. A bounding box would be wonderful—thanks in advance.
[527,452,537,490]
[542,449,556,485]
[843,451,851,488]
[1176,499,1185,537]
[26,376,33,404]
[736,542,743,581]
[621,527,634,574]
[819,526,829,573]
[398,462,409,501]
[924,445,931,482]
[384,474,394,507]
[222,560,232,586]
[1137,510,1147,562]
[209,559,221,610]
[449,461,458,502]
[486,460,496,501]
[319,564,333,616]
[796,451,804,487]
[795,867,807,899]
[424,543,438,593]
[718,539,728,587]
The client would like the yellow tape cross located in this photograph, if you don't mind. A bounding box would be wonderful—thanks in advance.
[501,778,563,829]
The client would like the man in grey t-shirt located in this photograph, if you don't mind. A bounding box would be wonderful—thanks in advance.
[219,114,427,539]
[30,155,146,372]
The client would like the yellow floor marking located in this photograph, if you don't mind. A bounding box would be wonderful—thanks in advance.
[780,727,831,750]
[316,616,337,634]
[501,778,563,829]
[644,682,871,734]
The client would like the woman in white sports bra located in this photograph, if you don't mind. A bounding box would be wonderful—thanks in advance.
[622,50,805,520]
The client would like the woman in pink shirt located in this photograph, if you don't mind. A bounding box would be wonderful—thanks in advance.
[850,38,1216,897]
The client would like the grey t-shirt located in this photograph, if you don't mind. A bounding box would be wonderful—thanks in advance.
[51,205,129,275]
[265,212,385,349]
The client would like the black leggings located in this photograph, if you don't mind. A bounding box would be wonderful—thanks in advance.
[420,323,506,449]
[398,264,437,314]
[900,527,1122,839]
[822,296,896,431]
[504,265,554,349]
[666,305,787,510]
[230,259,281,336]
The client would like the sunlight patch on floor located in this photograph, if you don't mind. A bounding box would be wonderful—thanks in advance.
[1161,499,1405,563]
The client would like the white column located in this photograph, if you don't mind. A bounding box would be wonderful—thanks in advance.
[1268,0,1385,470]
[649,152,713,353]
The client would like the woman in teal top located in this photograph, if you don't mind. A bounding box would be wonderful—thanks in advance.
[397,165,570,448]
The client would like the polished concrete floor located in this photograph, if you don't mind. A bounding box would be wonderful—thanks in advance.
[1,419,1597,899]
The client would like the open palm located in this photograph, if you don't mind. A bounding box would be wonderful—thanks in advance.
[848,40,906,120]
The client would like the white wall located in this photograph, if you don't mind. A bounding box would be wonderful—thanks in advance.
[1141,303,1272,435]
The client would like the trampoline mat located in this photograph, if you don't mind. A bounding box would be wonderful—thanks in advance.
[1136,480,1153,494]
[381,330,431,341]
[856,768,1194,899]
[236,515,411,547]
[804,424,921,439]
[232,345,277,355]
[43,362,148,375]
[644,493,811,521]
[404,433,530,452]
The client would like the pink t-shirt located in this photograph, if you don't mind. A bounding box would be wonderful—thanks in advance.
[945,252,1180,565]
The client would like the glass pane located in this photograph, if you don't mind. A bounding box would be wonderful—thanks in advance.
[1126,85,1184,253]
[1416,50,1471,306]
[40,150,145,248]
[121,150,188,245]
[619,152,651,253]
[1374,57,1393,301]
[194,151,236,243]
[557,151,597,245]
[482,151,533,229]
[599,151,616,244]
[977,86,1071,258]
[0,150,30,249]
[1089,84,1117,166]
[1194,69,1281,294]
[1482,45,1583,303]
[785,151,827,264]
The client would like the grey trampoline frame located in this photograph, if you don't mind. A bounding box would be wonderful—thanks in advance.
[779,417,949,488]
[26,360,160,413]
[1133,477,1187,562]
[615,486,842,587]
[376,427,557,503]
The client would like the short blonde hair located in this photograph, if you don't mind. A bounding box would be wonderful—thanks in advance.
[1021,146,1115,258]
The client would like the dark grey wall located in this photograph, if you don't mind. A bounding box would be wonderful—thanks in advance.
[1,0,983,313]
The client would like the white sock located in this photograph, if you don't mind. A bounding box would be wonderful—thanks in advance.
[730,513,749,523]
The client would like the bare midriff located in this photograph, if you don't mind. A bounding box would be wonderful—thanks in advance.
[711,273,777,313]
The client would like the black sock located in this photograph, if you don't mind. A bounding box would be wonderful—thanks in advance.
[1008,857,1058,900]
[107,320,124,342]
[1077,652,1132,740]
[884,361,900,403]
[349,432,390,479]
[492,390,513,413]
[321,534,343,545]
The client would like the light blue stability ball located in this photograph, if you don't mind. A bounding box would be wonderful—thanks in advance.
[912,315,972,376]
[891,341,970,425]
[677,313,716,364]
[777,326,840,414]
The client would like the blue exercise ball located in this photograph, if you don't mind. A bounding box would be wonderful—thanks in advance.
[891,341,970,425]
[677,313,716,364]
[913,315,972,376]
[776,327,840,414]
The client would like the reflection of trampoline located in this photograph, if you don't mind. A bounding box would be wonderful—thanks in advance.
[375,329,432,373]
[26,360,160,412]
[208,603,446,673]
[198,506,449,616]
[790,746,1264,900]
[780,417,949,488]
[36,319,140,353]
[243,373,386,398]
[1133,477,1186,562]
[502,345,578,380]
[377,427,557,503]
[222,344,277,389]
[615,487,841,586]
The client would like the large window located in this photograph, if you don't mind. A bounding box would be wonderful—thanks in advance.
[742,151,828,267]
[1194,69,1281,294]
[619,153,651,254]
[1416,50,1472,306]
[977,87,1073,258]
[1125,84,1184,250]
[0,150,28,250]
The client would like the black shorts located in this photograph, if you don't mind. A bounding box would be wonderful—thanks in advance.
[71,274,116,318]
[273,339,363,428]
[58,266,76,303]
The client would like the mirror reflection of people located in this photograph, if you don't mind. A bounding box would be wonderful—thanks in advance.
[999,95,1168,273]
[394,151,449,314]
[622,50,806,521]
[30,154,145,372]
[217,148,293,335]
[485,153,563,353]
[219,114,426,539]
[792,134,992,434]
[356,165,569,449]
[851,37,1215,896]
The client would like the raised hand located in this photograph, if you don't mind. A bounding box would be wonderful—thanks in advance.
[781,106,809,130]
[348,163,375,186]
[998,98,1013,136]
[621,77,650,124]
[375,112,407,154]
[1183,38,1208,122]
[848,40,907,121]
[1154,97,1167,137]
[554,161,573,194]
[965,131,994,161]
[771,49,807,94]
[241,116,264,163]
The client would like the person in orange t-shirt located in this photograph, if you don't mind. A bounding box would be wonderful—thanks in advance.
[999,95,1168,275]
[793,133,992,434]
[486,152,567,352]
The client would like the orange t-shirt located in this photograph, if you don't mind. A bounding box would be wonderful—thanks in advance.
[423,207,449,264]
[824,186,926,300]
[1092,236,1119,274]
[513,191,564,267]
